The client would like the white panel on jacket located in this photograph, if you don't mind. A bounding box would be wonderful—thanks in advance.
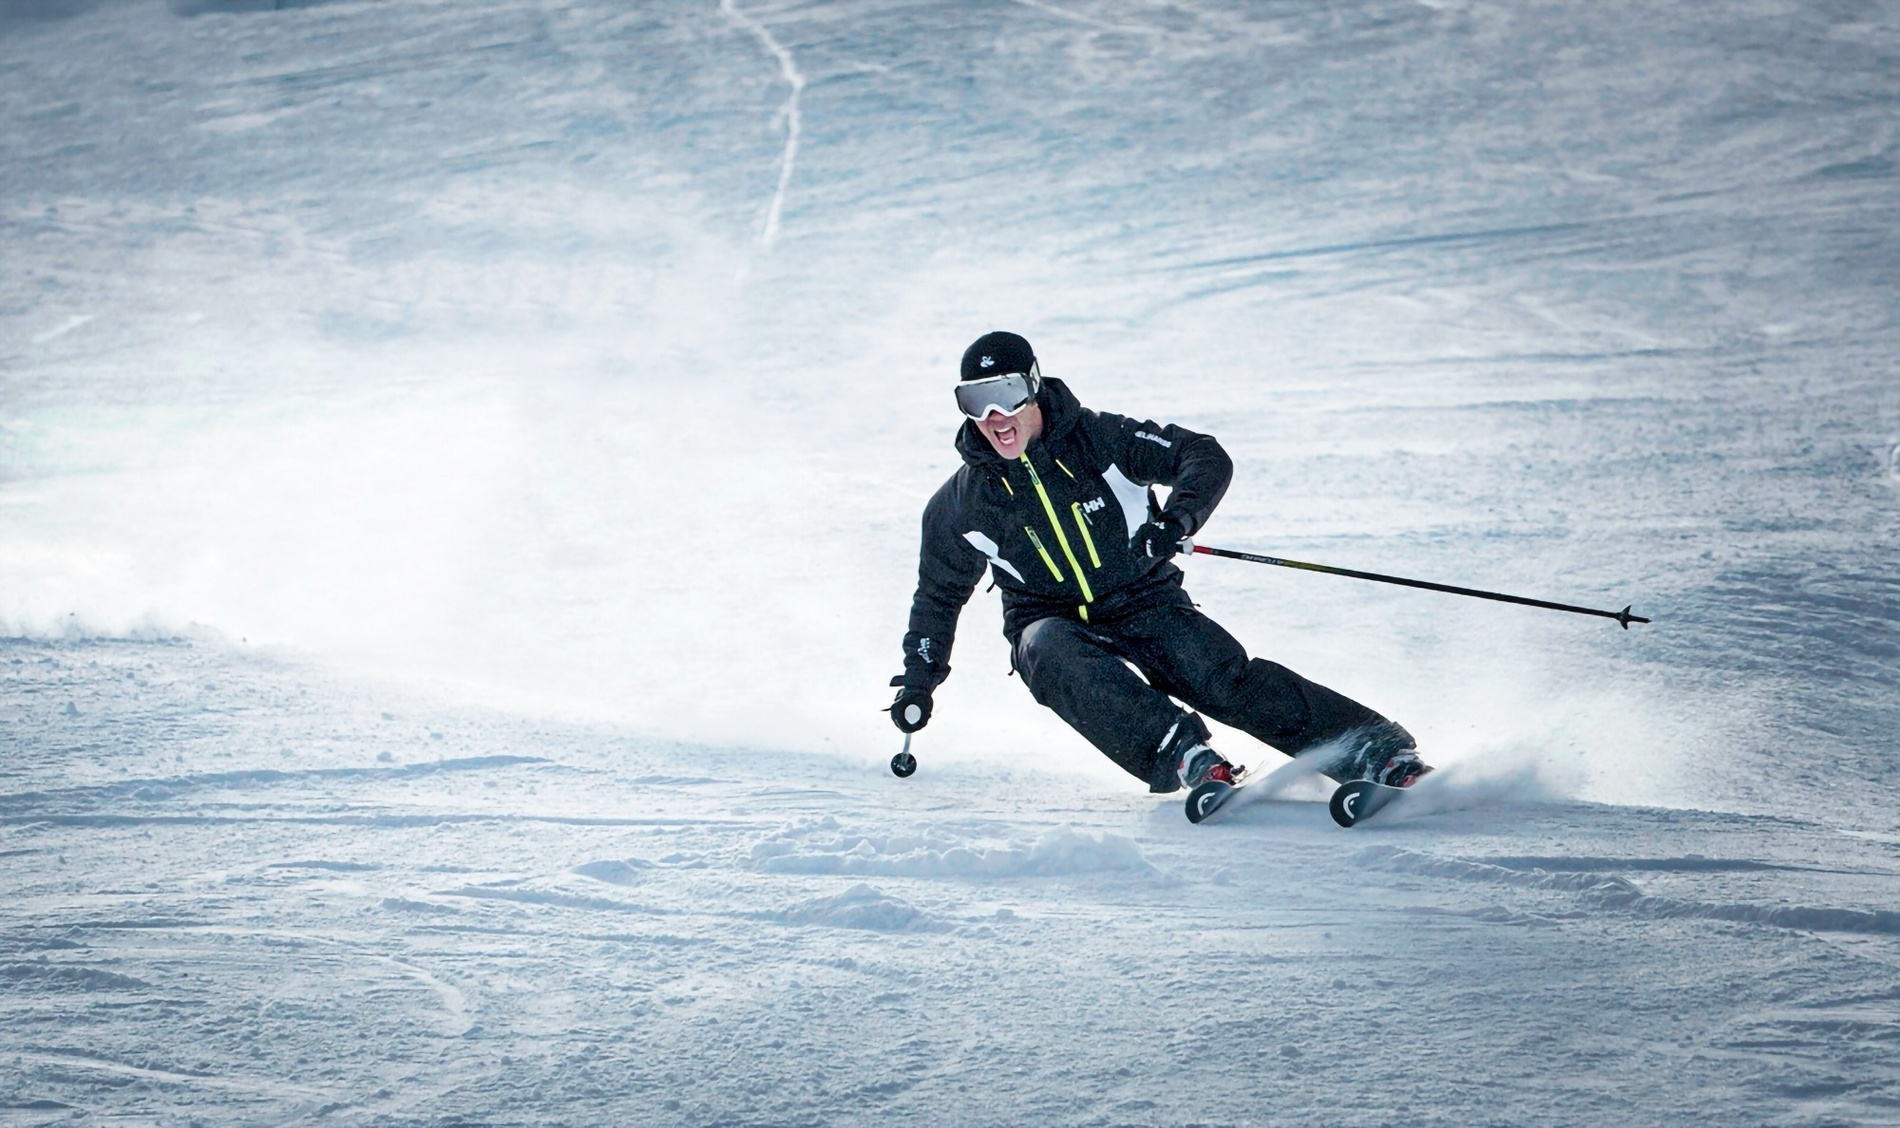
[962,530,1027,583]
[1102,464,1150,541]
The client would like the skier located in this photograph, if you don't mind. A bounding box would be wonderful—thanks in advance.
[888,330,1429,797]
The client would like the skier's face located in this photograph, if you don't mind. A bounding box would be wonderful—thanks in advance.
[975,401,1042,460]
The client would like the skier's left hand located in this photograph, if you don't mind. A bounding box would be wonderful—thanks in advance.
[1133,512,1191,560]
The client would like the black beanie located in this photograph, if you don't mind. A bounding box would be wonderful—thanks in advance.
[960,331,1036,382]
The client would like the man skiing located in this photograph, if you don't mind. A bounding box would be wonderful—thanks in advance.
[889,330,1429,800]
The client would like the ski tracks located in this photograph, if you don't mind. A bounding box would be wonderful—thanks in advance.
[720,0,805,250]
[1008,0,1157,36]
[1365,844,1900,938]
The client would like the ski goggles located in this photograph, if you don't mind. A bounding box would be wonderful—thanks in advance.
[954,363,1041,419]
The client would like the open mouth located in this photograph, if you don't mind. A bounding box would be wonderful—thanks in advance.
[991,422,1018,446]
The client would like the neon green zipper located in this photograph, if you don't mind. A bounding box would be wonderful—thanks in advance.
[1024,527,1064,582]
[1071,503,1102,568]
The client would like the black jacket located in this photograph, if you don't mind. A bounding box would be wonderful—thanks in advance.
[899,377,1232,691]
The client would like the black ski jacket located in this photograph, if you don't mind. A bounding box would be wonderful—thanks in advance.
[898,377,1232,691]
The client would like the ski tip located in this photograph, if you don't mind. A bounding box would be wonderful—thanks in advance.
[1329,780,1374,828]
[1185,780,1233,824]
[1329,779,1409,827]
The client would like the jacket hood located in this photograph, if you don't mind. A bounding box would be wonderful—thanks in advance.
[953,376,1085,468]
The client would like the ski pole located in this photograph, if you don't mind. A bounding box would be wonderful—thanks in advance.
[891,731,918,778]
[1189,544,1650,629]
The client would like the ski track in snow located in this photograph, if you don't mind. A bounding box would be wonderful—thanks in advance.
[1008,0,1156,36]
[721,0,805,249]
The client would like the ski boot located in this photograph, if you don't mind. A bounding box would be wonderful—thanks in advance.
[1181,743,1247,824]
[1181,744,1239,789]
[1370,750,1433,789]
[1161,716,1249,824]
[1154,713,1240,791]
[1334,720,1428,785]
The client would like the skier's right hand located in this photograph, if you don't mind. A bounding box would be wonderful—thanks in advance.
[889,684,932,733]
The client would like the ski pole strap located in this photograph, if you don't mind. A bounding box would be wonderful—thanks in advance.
[1189,545,1650,629]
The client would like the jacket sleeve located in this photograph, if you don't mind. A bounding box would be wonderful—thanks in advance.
[1089,410,1233,535]
[899,481,986,691]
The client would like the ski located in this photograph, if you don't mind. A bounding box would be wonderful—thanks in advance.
[1188,758,1431,826]
[1184,766,1252,824]
[1328,779,1408,827]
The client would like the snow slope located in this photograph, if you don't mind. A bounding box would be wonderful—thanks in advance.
[3,0,1898,1122]
[8,639,1900,1125]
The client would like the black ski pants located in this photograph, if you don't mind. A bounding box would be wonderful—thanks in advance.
[1011,591,1404,792]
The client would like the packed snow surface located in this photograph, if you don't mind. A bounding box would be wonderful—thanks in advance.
[2,0,1897,1123]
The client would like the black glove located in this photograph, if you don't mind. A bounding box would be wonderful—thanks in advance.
[1132,511,1191,560]
[889,677,933,733]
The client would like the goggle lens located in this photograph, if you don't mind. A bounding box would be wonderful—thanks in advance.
[955,371,1036,419]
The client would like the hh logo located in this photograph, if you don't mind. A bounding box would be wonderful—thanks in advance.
[1081,496,1107,515]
